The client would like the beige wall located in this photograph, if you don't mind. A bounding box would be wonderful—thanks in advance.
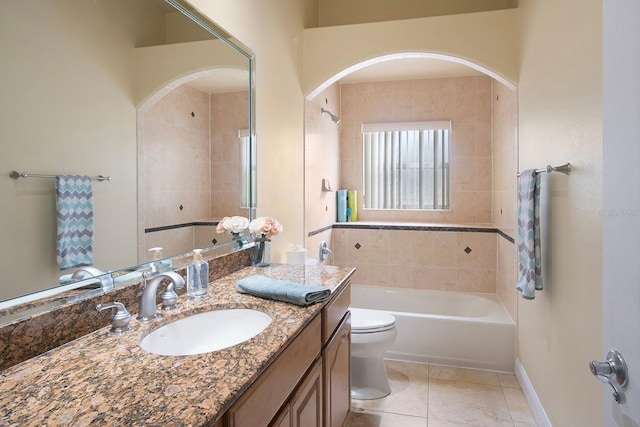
[189,0,306,263]
[304,83,341,258]
[316,0,514,27]
[0,0,142,299]
[340,76,493,224]
[303,9,519,98]
[517,0,603,424]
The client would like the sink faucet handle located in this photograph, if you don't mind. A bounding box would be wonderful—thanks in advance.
[161,281,180,311]
[97,301,132,334]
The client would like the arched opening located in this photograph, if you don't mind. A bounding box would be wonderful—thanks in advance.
[304,52,519,330]
[306,52,516,101]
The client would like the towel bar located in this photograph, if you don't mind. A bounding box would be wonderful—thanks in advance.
[9,171,111,181]
[517,163,571,177]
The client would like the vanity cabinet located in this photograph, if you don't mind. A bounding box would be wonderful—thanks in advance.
[222,280,351,427]
[224,316,322,427]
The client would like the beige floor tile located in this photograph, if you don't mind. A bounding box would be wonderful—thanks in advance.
[346,408,427,427]
[497,372,521,389]
[352,360,429,417]
[428,378,513,427]
[428,365,501,386]
[428,420,491,427]
[503,387,536,426]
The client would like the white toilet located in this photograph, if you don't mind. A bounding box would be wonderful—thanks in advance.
[349,307,397,400]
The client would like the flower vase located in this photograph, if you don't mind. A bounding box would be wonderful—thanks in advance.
[231,232,246,250]
[253,235,271,267]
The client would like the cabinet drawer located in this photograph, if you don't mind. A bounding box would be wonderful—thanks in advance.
[322,280,351,345]
[225,315,322,427]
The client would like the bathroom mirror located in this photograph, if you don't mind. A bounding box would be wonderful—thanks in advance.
[0,0,255,308]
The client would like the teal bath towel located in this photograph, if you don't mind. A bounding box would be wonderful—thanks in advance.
[236,275,331,306]
[56,175,94,270]
[516,170,542,299]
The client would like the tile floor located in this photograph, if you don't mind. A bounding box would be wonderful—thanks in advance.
[347,360,537,427]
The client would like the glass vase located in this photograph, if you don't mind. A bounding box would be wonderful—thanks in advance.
[231,232,247,250]
[253,235,271,267]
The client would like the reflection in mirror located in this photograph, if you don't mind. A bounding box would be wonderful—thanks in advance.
[0,0,255,312]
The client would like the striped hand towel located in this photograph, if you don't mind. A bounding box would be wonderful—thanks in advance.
[516,170,542,299]
[56,175,94,270]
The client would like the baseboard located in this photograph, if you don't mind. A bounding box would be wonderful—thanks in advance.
[515,358,552,427]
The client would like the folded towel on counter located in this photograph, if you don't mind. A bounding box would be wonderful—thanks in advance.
[236,275,331,306]
[56,175,94,270]
[516,169,543,299]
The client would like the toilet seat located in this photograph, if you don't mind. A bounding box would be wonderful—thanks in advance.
[350,308,396,333]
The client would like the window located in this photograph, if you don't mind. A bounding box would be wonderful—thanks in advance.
[239,129,256,209]
[362,121,450,210]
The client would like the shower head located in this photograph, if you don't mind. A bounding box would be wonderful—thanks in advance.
[321,107,341,124]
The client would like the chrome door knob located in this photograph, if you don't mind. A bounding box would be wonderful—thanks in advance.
[589,350,628,404]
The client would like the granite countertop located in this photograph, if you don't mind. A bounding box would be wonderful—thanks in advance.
[0,264,354,426]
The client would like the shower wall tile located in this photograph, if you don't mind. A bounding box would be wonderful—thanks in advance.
[491,80,518,321]
[340,75,493,224]
[333,228,497,293]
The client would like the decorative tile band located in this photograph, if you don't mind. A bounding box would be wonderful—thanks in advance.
[307,225,333,237]
[145,220,219,234]
[308,223,516,244]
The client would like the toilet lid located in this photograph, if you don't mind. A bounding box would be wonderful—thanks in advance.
[350,308,396,333]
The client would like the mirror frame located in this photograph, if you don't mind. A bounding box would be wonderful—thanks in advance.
[0,0,256,319]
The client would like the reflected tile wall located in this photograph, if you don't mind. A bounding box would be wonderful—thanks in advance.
[210,91,249,219]
[140,85,249,262]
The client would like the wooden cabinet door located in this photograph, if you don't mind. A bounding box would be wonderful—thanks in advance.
[291,359,323,427]
[323,312,351,427]
[270,405,291,427]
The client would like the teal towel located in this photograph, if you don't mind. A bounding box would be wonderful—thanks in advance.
[236,275,330,306]
[516,170,542,299]
[56,175,94,270]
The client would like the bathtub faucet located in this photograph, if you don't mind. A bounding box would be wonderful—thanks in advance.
[319,241,333,262]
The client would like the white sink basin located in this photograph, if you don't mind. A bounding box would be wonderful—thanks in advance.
[139,308,272,356]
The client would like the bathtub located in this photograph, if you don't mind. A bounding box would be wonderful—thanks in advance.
[350,285,515,372]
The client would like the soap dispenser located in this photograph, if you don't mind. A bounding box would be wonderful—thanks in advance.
[186,249,209,300]
[148,247,172,275]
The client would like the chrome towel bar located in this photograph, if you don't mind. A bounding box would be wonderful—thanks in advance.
[517,163,571,177]
[9,171,111,181]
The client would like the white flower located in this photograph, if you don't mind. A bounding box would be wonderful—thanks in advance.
[216,216,249,234]
[249,216,283,238]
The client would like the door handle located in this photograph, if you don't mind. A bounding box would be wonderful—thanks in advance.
[589,350,628,404]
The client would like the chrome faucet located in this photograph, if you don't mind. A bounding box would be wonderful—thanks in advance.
[319,241,333,262]
[71,267,114,291]
[137,271,185,322]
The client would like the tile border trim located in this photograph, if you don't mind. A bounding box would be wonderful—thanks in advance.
[145,220,219,234]
[308,223,516,243]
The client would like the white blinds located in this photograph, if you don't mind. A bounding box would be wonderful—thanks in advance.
[362,122,450,210]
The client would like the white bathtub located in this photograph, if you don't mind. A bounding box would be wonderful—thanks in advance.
[350,285,515,372]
